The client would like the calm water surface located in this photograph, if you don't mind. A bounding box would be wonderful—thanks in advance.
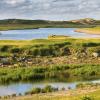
[0,80,100,96]
[0,28,100,40]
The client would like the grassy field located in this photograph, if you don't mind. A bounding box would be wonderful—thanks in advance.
[75,26,100,34]
[0,37,100,46]
[0,37,100,57]
[85,26,100,32]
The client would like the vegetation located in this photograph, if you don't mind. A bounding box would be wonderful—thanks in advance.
[25,85,58,95]
[0,38,99,83]
[1,86,100,100]
[0,38,100,56]
[76,83,100,89]
[0,18,99,30]
[0,82,100,100]
[81,96,93,100]
[0,64,99,84]
[85,26,100,32]
[48,35,70,39]
[0,18,100,100]
[75,26,100,34]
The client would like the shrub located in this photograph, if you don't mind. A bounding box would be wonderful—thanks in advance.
[81,96,93,100]
[11,48,21,53]
[43,85,54,92]
[0,45,10,52]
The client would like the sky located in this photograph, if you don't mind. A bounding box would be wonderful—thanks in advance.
[0,0,100,20]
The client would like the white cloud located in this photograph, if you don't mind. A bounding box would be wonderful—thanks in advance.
[0,0,99,20]
[4,0,26,6]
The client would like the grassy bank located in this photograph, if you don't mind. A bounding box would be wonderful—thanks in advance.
[0,64,100,84]
[1,84,100,100]
[10,90,100,100]
[75,26,100,34]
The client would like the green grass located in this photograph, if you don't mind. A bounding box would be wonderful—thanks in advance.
[2,89,100,100]
[85,26,100,31]
[0,38,100,83]
[76,26,100,34]
[0,64,99,84]
[0,38,100,56]
[0,38,100,46]
[26,90,100,100]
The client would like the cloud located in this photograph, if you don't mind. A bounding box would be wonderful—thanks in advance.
[0,0,99,20]
[4,0,26,5]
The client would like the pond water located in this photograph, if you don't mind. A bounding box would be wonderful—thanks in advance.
[0,80,100,96]
[0,28,100,40]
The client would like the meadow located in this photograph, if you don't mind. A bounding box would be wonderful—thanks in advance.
[0,38,100,57]
[0,38,100,84]
[75,26,100,34]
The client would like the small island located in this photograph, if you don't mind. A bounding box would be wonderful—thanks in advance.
[48,35,70,39]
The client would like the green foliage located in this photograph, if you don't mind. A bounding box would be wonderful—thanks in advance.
[0,39,99,83]
[81,96,93,100]
[0,64,99,84]
[0,38,100,57]
[0,45,11,52]
[25,85,58,95]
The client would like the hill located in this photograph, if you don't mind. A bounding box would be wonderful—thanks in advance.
[0,18,100,25]
[0,18,99,30]
[70,18,100,25]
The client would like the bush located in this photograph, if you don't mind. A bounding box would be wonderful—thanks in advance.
[25,85,58,95]
[0,45,10,52]
[43,85,54,92]
[31,88,41,94]
[81,96,93,100]
[11,48,21,53]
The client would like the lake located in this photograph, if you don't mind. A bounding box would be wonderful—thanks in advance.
[0,28,100,40]
[0,80,100,96]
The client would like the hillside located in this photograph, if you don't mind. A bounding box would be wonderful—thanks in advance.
[70,18,95,24]
[0,18,100,25]
[0,19,49,25]
[0,18,99,30]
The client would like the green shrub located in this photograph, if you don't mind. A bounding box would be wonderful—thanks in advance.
[0,45,10,52]
[11,47,22,53]
[81,96,93,100]
[43,85,54,92]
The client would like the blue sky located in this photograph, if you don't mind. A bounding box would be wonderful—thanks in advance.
[0,0,100,20]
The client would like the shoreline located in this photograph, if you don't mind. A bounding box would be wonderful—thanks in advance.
[75,29,100,35]
[1,85,100,100]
